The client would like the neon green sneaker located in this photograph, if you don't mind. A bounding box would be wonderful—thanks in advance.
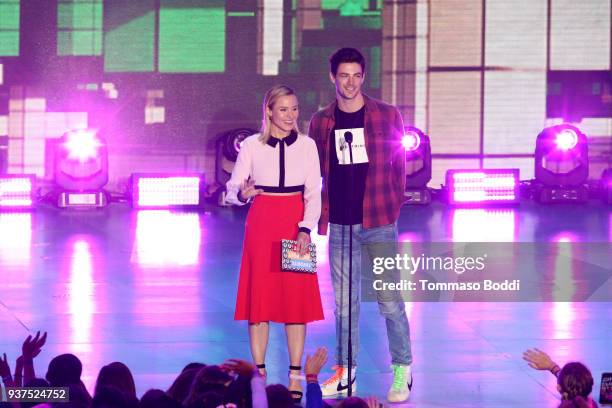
[387,364,413,402]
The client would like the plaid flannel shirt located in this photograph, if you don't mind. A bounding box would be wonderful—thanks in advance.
[308,94,406,235]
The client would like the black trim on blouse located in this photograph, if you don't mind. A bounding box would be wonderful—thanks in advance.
[266,130,298,147]
[265,130,298,188]
[254,185,305,193]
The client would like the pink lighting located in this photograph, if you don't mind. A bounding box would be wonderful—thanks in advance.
[451,209,517,242]
[133,211,202,267]
[63,129,102,162]
[0,213,32,267]
[132,174,203,208]
[446,169,520,205]
[68,238,95,345]
[402,131,421,151]
[554,128,578,151]
[0,175,34,208]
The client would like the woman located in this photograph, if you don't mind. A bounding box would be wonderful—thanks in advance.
[226,85,324,402]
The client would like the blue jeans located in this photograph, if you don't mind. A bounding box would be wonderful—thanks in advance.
[329,222,412,367]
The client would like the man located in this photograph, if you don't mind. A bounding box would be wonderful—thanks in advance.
[308,48,413,402]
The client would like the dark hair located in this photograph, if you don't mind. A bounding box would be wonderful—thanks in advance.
[139,389,183,408]
[558,396,597,408]
[182,362,206,373]
[92,386,128,408]
[558,362,594,401]
[183,366,231,408]
[167,368,199,404]
[46,354,83,387]
[57,383,93,408]
[337,397,369,408]
[329,48,366,76]
[225,375,252,408]
[94,362,137,401]
[265,384,294,408]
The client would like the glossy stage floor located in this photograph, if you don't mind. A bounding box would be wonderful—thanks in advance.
[1,201,611,407]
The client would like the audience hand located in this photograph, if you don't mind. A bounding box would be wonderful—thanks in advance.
[365,396,383,408]
[304,347,328,376]
[522,348,556,371]
[0,353,11,380]
[22,331,47,360]
[221,359,257,378]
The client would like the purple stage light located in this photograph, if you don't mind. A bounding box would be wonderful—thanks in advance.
[0,175,35,209]
[63,129,102,162]
[554,128,578,151]
[54,129,109,198]
[402,130,421,151]
[131,174,204,209]
[534,124,588,187]
[446,169,520,205]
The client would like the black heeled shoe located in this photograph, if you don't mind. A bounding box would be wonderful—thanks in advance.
[288,365,304,403]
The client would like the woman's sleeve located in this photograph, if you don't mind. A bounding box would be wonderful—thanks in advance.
[298,138,322,233]
[225,138,252,205]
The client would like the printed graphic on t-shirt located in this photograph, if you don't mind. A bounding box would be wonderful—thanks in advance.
[334,128,368,165]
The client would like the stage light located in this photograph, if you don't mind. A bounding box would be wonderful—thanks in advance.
[214,128,257,205]
[54,129,109,208]
[555,128,578,151]
[402,130,421,151]
[602,168,612,205]
[131,174,204,209]
[403,126,432,205]
[534,124,588,203]
[64,130,102,161]
[0,175,35,209]
[446,169,520,205]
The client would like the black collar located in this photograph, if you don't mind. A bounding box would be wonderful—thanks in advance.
[266,130,298,147]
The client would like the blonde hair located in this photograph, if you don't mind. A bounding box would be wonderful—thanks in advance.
[259,85,299,144]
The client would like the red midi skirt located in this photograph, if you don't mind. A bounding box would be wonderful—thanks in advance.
[234,194,324,323]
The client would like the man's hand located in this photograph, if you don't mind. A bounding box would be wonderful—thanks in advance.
[522,348,556,371]
[239,180,263,202]
[304,347,328,376]
[296,231,311,256]
[22,331,47,360]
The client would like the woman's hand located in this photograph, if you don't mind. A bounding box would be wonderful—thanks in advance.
[522,348,556,371]
[296,231,311,256]
[239,179,263,202]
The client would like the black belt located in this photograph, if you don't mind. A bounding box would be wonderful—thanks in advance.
[255,185,304,193]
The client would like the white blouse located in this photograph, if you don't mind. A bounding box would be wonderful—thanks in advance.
[225,132,322,233]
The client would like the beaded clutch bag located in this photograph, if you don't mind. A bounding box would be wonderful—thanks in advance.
[281,240,317,273]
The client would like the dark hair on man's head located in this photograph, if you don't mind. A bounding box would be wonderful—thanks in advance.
[329,47,366,76]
